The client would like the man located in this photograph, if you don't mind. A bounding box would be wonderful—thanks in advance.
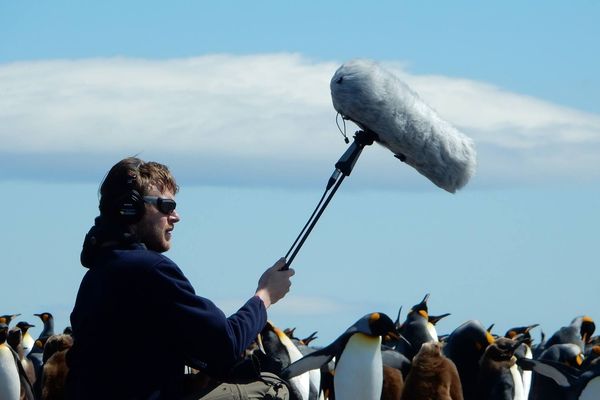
[66,157,295,400]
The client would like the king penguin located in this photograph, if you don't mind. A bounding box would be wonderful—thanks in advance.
[6,327,35,400]
[443,320,495,400]
[0,323,21,400]
[256,321,312,400]
[399,294,437,359]
[281,312,398,400]
[33,313,55,339]
[15,322,35,355]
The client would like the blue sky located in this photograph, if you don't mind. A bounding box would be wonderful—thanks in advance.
[1,1,599,345]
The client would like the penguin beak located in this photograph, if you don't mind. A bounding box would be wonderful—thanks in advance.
[429,313,451,325]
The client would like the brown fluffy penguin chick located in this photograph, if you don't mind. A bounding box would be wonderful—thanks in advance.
[381,365,404,400]
[41,349,69,400]
[40,335,73,400]
[42,334,73,364]
[400,341,463,400]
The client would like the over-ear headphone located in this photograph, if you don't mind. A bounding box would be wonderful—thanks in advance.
[100,159,146,224]
[114,179,145,224]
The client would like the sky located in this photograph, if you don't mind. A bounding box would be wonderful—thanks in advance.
[1,1,599,346]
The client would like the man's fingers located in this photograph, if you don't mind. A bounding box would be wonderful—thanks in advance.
[272,257,288,271]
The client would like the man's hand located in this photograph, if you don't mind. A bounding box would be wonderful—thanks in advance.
[255,257,295,308]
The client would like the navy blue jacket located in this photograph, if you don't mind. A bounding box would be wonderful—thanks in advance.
[66,227,267,400]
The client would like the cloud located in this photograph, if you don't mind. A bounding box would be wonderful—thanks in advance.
[1,54,599,188]
[215,294,349,316]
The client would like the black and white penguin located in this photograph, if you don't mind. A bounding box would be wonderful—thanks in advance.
[15,322,35,355]
[399,294,437,358]
[281,328,322,400]
[401,341,463,400]
[443,320,495,400]
[0,323,21,400]
[541,316,595,355]
[6,327,35,400]
[256,321,312,400]
[281,312,398,400]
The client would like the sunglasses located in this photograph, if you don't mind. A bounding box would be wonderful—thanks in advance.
[143,196,177,215]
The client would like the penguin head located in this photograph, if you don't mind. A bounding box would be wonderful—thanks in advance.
[0,314,21,326]
[351,312,398,339]
[15,321,35,333]
[6,328,23,351]
[299,331,319,346]
[407,293,430,320]
[34,312,53,323]
[505,323,539,346]
[415,341,444,359]
[428,313,451,326]
[444,320,495,359]
[256,321,296,372]
[481,337,525,363]
[282,327,318,346]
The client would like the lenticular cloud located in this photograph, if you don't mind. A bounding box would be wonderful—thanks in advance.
[0,54,598,187]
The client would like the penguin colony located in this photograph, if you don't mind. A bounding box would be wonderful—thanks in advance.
[1,303,598,400]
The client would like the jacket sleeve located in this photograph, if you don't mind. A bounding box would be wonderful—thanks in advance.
[147,257,267,377]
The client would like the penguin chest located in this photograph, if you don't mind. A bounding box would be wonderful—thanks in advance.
[22,333,34,354]
[335,333,382,400]
[509,363,526,400]
[521,345,533,397]
[0,345,20,400]
[426,323,439,343]
[277,332,310,400]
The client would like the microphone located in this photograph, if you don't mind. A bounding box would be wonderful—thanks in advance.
[283,60,478,268]
[330,59,476,193]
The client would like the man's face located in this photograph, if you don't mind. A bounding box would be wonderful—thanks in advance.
[133,187,180,253]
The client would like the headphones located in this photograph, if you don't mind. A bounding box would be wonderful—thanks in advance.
[101,160,146,224]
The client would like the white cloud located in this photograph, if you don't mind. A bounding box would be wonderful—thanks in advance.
[1,54,599,187]
[215,294,348,316]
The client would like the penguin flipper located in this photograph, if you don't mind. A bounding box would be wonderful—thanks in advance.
[281,347,335,380]
[517,357,579,388]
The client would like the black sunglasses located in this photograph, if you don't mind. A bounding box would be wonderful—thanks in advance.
[143,196,177,215]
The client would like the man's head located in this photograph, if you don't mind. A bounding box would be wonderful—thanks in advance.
[99,157,180,252]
